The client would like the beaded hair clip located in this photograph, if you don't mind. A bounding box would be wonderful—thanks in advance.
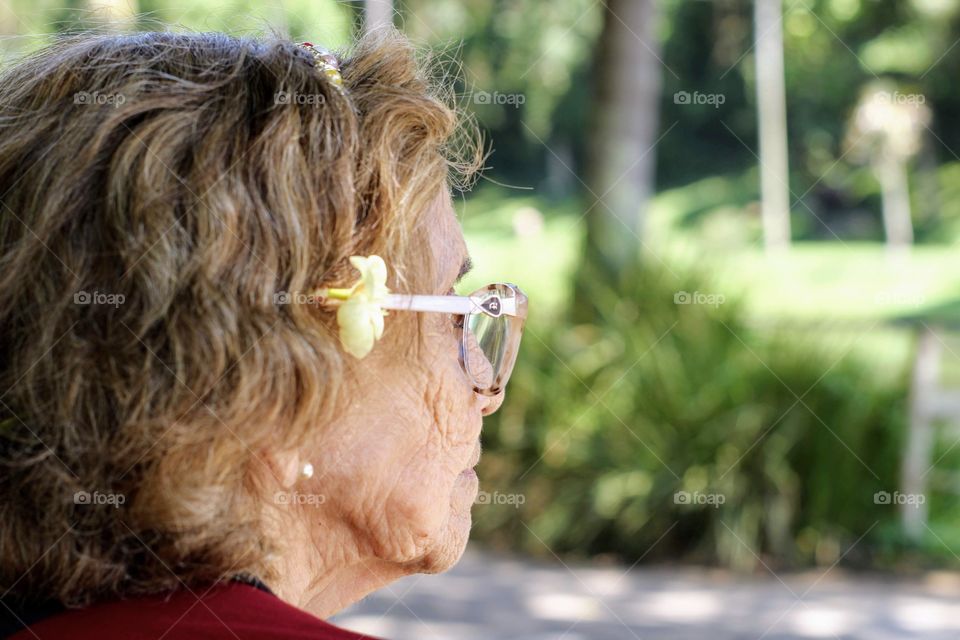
[297,42,346,96]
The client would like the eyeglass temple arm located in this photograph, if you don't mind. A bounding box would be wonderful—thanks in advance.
[381,294,523,318]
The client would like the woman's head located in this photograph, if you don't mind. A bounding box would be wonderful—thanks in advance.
[0,28,494,609]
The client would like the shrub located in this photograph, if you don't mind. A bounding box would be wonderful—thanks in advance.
[472,258,907,570]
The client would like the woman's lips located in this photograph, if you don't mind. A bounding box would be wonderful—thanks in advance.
[460,448,481,476]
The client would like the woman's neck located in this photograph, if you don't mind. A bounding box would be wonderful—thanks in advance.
[267,513,408,618]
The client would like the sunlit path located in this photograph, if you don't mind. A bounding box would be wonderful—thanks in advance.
[334,545,960,640]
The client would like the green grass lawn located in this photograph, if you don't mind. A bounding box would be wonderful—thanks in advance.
[456,188,582,319]
[459,181,960,320]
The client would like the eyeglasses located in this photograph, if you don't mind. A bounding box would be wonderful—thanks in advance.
[380,283,528,396]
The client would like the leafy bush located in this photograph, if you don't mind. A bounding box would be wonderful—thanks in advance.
[472,258,907,570]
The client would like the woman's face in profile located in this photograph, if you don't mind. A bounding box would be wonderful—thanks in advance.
[302,188,504,575]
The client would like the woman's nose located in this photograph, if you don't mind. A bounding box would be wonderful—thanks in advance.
[481,390,505,416]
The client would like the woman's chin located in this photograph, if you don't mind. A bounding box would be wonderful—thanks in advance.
[413,477,476,574]
[418,520,472,575]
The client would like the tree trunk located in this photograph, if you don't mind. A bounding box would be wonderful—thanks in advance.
[88,0,137,28]
[876,154,914,253]
[579,0,663,301]
[754,0,791,251]
[365,0,393,32]
[0,0,17,40]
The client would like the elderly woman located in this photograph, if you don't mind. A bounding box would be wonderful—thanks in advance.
[0,29,526,639]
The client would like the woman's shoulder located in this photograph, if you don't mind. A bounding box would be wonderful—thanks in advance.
[7,582,382,640]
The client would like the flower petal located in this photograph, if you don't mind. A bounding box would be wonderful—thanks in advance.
[371,305,385,339]
[366,255,389,299]
[337,297,376,358]
[334,255,391,358]
[348,254,389,301]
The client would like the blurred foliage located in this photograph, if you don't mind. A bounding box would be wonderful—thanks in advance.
[401,0,960,243]
[6,0,960,241]
[472,256,909,570]
[0,0,356,51]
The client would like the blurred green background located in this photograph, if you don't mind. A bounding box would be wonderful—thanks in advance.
[8,0,960,574]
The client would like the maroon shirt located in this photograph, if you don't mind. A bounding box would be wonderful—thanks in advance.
[5,581,383,640]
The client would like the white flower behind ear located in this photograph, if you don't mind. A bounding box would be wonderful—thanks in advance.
[326,255,390,358]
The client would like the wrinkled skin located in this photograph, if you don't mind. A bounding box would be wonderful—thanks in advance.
[269,188,505,618]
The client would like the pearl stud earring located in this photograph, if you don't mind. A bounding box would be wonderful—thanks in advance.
[300,462,314,480]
